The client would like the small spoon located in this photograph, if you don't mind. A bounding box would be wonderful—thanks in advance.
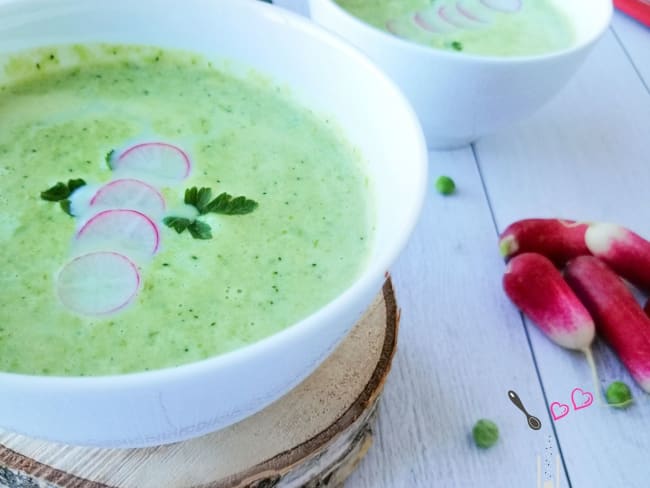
[508,390,542,430]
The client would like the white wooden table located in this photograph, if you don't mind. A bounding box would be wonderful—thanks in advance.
[273,3,650,487]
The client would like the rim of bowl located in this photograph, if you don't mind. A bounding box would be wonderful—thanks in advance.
[0,0,428,387]
[314,0,614,64]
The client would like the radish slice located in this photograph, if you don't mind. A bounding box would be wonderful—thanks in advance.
[457,2,489,23]
[438,5,467,28]
[90,179,166,218]
[75,209,160,259]
[386,20,403,36]
[413,9,457,33]
[57,251,140,316]
[114,142,191,185]
[413,12,443,33]
[480,0,522,13]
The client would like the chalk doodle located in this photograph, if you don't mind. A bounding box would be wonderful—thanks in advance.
[550,387,594,421]
[507,390,542,430]
[549,401,570,421]
[570,387,594,410]
[537,435,562,488]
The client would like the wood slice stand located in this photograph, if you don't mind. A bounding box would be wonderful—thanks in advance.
[0,279,398,488]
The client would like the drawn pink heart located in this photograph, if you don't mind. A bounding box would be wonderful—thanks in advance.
[550,401,569,421]
[571,387,594,410]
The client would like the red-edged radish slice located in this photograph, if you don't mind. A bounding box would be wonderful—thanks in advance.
[90,179,166,218]
[57,251,140,316]
[457,1,489,23]
[76,209,160,258]
[413,12,443,33]
[414,8,457,33]
[438,5,467,27]
[480,0,522,13]
[386,20,402,36]
[114,142,191,184]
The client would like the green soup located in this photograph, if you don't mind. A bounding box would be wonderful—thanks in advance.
[335,0,574,56]
[0,45,372,377]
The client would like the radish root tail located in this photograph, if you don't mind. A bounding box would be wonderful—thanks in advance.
[583,347,604,405]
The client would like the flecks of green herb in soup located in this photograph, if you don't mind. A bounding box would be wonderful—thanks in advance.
[0,44,372,376]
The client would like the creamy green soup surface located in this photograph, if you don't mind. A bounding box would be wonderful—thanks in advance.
[335,0,574,56]
[0,45,372,376]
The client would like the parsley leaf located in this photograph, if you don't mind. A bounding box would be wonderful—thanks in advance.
[206,193,258,215]
[184,187,214,214]
[105,149,115,170]
[188,220,212,240]
[40,178,87,202]
[184,186,258,216]
[40,182,70,201]
[60,200,73,216]
[166,186,258,240]
[163,216,212,240]
[67,178,86,193]
[163,216,193,234]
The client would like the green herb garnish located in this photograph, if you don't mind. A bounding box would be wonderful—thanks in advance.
[60,200,73,216]
[41,178,86,202]
[105,149,115,169]
[67,178,86,193]
[40,182,70,201]
[451,41,463,52]
[187,220,212,240]
[163,216,193,234]
[184,186,258,215]
[162,216,213,240]
[164,186,258,240]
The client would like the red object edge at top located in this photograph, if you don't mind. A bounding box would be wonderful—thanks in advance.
[614,0,650,27]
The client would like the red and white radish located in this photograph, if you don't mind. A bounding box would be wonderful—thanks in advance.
[90,178,166,218]
[112,142,191,185]
[57,251,140,316]
[499,218,590,266]
[565,256,650,393]
[480,0,522,13]
[75,209,160,259]
[503,253,595,351]
[585,222,650,291]
[504,252,602,399]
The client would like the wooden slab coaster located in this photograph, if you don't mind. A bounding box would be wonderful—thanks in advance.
[0,279,398,488]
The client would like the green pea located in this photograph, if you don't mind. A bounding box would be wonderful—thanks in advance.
[606,381,633,408]
[472,419,499,448]
[435,175,456,195]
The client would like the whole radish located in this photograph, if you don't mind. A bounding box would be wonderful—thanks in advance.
[499,219,590,266]
[503,253,601,399]
[503,253,595,350]
[585,222,650,292]
[565,256,650,393]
